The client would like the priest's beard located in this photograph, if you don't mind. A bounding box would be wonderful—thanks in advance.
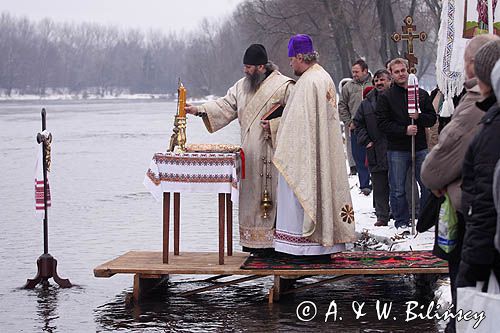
[244,71,267,93]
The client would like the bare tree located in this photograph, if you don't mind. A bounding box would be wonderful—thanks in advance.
[376,0,400,63]
[0,1,442,97]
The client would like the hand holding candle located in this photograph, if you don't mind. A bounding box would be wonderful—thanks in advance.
[184,103,199,115]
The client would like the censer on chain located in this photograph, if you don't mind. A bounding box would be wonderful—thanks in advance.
[260,133,273,219]
[261,188,272,219]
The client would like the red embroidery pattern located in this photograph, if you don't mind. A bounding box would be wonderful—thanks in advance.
[241,250,448,270]
[274,230,316,244]
[147,170,233,184]
[146,169,161,185]
[35,180,51,210]
[153,153,236,167]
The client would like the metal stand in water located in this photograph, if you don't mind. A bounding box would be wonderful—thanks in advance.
[24,109,72,289]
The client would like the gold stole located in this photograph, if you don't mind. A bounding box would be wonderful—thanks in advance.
[240,72,292,143]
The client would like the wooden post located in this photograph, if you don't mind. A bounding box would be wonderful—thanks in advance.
[269,275,282,303]
[218,193,225,265]
[173,192,180,255]
[162,192,170,264]
[225,193,232,256]
[133,274,169,303]
[24,109,72,289]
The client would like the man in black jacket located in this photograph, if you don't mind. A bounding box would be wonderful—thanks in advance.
[354,69,392,226]
[376,58,436,229]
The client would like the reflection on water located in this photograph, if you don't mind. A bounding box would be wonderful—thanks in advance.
[35,283,59,333]
[0,100,444,332]
[94,275,442,332]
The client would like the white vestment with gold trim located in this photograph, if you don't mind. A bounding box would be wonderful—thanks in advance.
[200,71,294,248]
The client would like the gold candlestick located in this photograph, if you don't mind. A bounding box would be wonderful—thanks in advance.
[176,115,187,153]
[168,81,188,152]
[178,84,187,118]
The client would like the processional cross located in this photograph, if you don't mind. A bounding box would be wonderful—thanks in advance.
[391,15,427,74]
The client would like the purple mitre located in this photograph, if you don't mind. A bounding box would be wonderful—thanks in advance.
[288,34,315,57]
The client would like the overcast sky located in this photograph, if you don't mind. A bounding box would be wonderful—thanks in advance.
[0,0,245,34]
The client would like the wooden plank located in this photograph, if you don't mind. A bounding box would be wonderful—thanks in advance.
[179,275,263,297]
[203,274,231,282]
[281,275,351,295]
[94,251,448,278]
[94,252,247,277]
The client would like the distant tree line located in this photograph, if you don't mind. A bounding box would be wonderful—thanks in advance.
[0,0,441,97]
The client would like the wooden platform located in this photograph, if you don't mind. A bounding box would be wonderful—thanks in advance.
[95,251,448,277]
[94,251,448,303]
[94,251,249,277]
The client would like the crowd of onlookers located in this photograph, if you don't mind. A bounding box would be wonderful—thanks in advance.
[339,34,500,333]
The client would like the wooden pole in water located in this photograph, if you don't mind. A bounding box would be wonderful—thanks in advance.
[24,108,72,289]
[41,110,49,254]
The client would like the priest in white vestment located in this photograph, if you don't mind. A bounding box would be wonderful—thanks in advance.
[185,44,294,251]
[273,34,356,255]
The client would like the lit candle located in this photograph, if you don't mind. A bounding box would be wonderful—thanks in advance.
[178,84,187,118]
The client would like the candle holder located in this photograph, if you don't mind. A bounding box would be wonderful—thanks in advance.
[168,115,187,153]
[168,81,188,153]
[176,116,187,153]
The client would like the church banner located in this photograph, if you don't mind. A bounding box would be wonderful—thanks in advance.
[436,0,500,98]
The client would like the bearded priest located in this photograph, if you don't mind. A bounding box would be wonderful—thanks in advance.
[185,44,294,253]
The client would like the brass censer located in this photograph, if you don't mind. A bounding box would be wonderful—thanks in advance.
[261,188,273,219]
[260,132,273,219]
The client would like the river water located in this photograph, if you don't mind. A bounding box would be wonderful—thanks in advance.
[0,100,443,332]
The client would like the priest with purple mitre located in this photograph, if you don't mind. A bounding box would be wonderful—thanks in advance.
[273,34,356,255]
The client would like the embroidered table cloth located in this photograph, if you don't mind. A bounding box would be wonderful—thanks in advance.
[144,152,240,203]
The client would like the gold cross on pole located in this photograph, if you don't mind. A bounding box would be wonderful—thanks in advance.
[391,15,427,74]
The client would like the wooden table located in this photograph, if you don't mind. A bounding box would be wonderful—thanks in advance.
[144,151,241,265]
[162,192,233,264]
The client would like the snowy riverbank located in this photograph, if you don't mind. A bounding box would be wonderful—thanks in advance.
[349,174,451,330]
[0,90,219,103]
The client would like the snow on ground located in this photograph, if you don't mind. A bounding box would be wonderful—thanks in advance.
[0,90,172,101]
[349,173,435,252]
[0,90,219,102]
[348,172,451,324]
[188,95,218,104]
